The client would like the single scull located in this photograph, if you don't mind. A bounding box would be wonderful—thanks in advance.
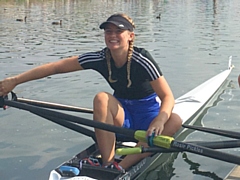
[46,56,234,180]
[0,57,235,180]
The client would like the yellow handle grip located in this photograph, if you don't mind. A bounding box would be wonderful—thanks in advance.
[134,130,174,149]
[116,147,142,155]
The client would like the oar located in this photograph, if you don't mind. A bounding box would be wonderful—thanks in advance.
[2,95,134,142]
[183,124,240,139]
[1,97,136,142]
[44,115,96,142]
[17,97,94,114]
[38,112,136,142]
[116,139,240,154]
[2,98,240,165]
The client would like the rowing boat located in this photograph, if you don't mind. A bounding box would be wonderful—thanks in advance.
[46,56,234,180]
[0,57,234,179]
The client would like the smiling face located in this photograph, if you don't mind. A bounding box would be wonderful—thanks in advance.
[104,23,134,52]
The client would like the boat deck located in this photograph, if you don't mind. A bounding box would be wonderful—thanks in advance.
[225,166,240,180]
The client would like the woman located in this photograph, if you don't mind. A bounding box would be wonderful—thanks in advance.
[0,13,182,171]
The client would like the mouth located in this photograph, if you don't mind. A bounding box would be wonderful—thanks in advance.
[109,39,119,44]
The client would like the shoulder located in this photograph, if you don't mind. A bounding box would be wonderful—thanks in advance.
[132,46,157,65]
[133,46,151,57]
[132,46,163,76]
[78,48,106,64]
[132,46,155,62]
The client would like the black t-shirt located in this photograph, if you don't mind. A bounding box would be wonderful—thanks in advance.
[78,46,163,99]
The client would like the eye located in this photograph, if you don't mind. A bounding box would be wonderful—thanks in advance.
[104,29,112,34]
[116,29,125,34]
[104,29,125,35]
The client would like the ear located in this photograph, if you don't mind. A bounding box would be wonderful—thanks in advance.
[129,32,135,41]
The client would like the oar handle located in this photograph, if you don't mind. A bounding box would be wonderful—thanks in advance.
[116,147,142,155]
[0,95,9,110]
[134,130,174,148]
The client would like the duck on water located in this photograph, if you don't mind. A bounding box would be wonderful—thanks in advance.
[52,20,62,25]
[16,16,27,22]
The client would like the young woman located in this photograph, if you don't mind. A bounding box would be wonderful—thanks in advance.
[0,13,182,171]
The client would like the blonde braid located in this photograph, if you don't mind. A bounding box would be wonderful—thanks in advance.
[106,48,117,83]
[121,13,135,88]
[127,41,134,87]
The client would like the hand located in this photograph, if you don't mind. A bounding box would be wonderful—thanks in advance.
[0,77,17,96]
[147,118,165,137]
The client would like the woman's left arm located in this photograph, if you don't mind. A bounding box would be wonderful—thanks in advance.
[148,76,175,136]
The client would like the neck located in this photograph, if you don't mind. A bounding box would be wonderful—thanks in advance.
[110,48,129,67]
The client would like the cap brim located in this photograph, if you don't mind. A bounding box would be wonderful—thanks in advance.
[99,21,128,30]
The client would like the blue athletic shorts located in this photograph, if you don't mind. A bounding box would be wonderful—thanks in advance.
[116,93,161,131]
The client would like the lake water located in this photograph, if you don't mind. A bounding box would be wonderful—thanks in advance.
[0,0,240,179]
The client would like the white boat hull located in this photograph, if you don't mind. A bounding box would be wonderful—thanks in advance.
[49,56,234,180]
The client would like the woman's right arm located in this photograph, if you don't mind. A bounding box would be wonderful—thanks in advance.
[0,56,82,96]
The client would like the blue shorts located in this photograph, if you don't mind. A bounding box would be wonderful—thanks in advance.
[116,93,161,131]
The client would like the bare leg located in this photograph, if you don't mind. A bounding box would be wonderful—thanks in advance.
[93,92,125,166]
[93,92,182,169]
[119,113,182,169]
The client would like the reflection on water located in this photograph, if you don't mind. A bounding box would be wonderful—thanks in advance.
[1,0,240,180]
[182,153,222,180]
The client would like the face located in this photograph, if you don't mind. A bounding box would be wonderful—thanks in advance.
[104,23,134,51]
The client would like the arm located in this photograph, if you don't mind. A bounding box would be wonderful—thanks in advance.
[147,76,175,136]
[0,56,82,96]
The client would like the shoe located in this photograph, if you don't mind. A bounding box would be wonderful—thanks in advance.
[80,157,101,167]
[105,161,125,173]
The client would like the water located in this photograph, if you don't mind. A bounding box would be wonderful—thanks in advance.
[0,0,240,179]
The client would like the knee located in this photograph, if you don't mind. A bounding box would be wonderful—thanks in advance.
[171,113,182,126]
[93,92,109,107]
[164,113,182,136]
[171,113,182,130]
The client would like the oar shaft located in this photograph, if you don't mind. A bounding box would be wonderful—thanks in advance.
[135,130,240,165]
[194,140,240,149]
[183,124,240,139]
[116,140,240,155]
[44,114,96,142]
[4,99,136,138]
[171,140,240,165]
[17,97,94,114]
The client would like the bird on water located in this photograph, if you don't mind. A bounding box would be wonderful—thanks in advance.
[52,20,62,25]
[156,13,161,19]
[16,16,27,22]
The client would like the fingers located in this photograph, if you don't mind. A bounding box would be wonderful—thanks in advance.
[0,78,14,96]
[0,82,6,96]
[147,127,162,137]
[0,81,5,96]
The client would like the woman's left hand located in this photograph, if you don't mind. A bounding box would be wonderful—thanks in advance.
[147,118,165,137]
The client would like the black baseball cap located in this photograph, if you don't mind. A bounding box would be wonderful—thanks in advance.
[99,14,134,32]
